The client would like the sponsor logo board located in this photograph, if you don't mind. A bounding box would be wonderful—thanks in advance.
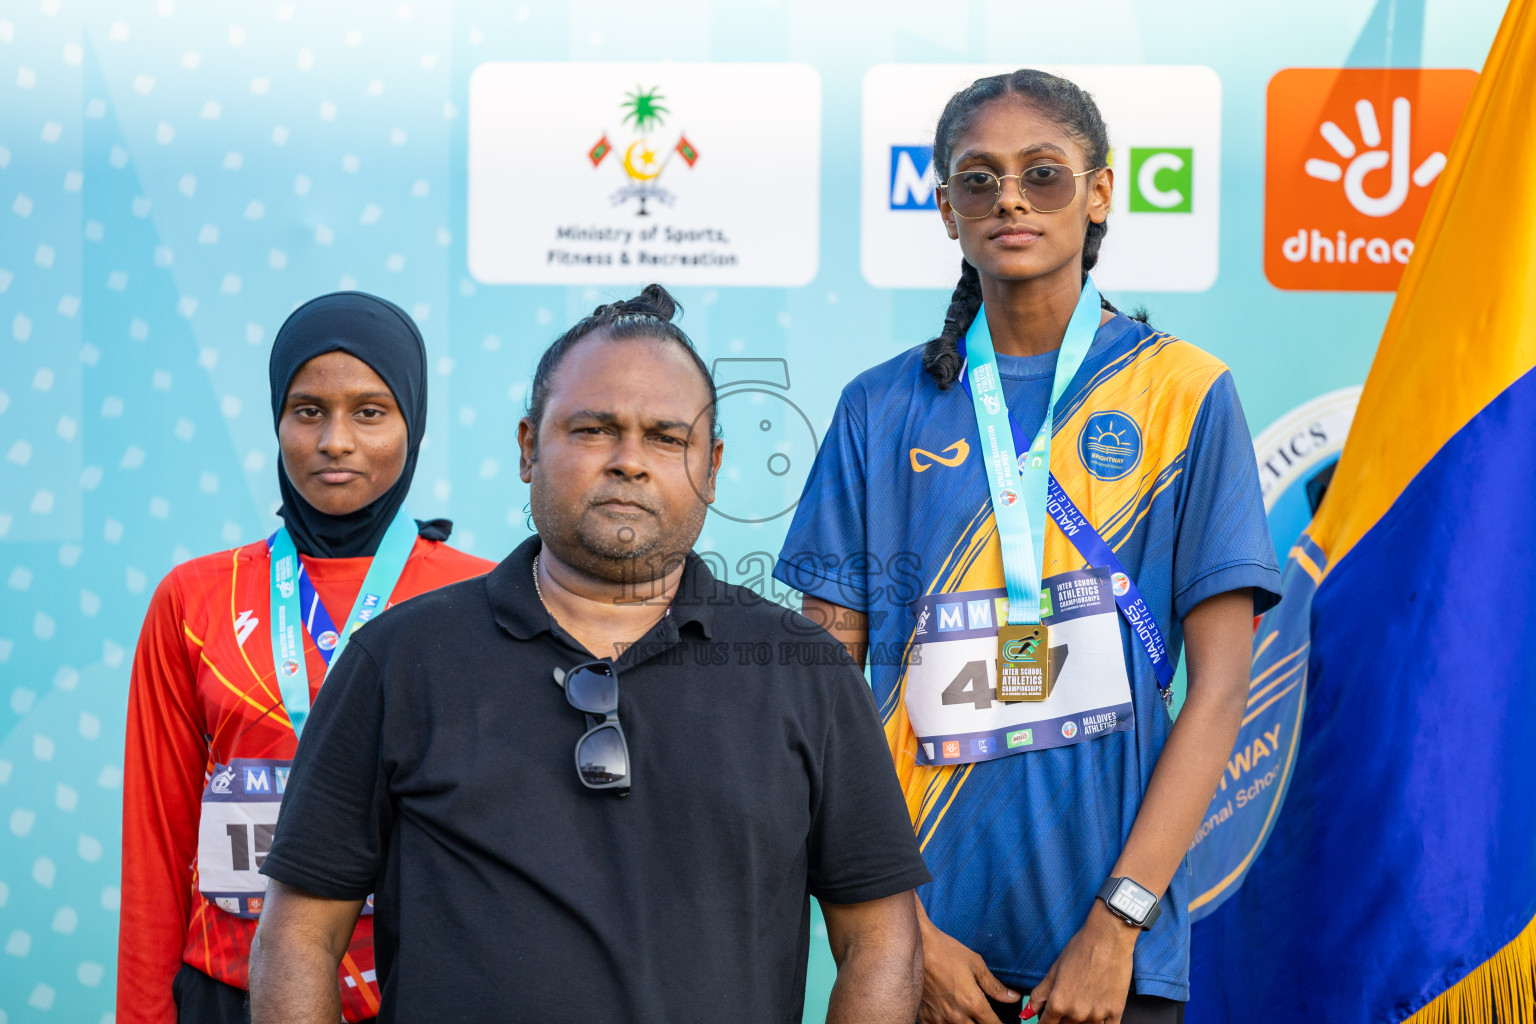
[1264,68,1476,291]
[862,64,1221,292]
[469,62,821,286]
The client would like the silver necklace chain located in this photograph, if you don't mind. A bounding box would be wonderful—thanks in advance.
[532,552,672,622]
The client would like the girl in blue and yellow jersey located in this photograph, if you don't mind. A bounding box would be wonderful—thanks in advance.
[775,70,1282,1024]
[118,293,493,1024]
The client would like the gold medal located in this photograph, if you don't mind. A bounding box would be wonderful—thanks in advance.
[997,623,1051,702]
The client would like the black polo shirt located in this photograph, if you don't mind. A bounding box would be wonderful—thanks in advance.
[262,536,930,1024]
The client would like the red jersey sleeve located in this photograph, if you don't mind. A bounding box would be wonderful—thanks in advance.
[117,569,210,1024]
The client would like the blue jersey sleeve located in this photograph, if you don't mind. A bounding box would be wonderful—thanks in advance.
[774,386,874,612]
[1173,372,1284,619]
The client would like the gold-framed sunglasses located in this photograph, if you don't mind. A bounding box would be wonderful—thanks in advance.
[938,164,1105,219]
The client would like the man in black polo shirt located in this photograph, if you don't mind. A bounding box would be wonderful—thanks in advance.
[248,286,930,1024]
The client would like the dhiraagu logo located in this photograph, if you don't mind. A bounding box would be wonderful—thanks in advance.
[1007,728,1034,749]
[1128,147,1193,213]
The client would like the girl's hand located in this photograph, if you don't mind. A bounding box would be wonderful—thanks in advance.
[1028,903,1137,1024]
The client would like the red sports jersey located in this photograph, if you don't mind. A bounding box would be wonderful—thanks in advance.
[118,536,494,1024]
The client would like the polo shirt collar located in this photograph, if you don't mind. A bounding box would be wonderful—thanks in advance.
[488,535,717,643]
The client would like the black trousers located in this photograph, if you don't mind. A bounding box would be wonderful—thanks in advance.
[172,964,249,1024]
[171,964,379,1024]
[987,990,1185,1024]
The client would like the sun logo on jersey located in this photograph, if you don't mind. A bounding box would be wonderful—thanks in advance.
[1078,411,1143,481]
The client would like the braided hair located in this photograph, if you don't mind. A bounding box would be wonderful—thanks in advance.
[526,283,720,439]
[922,69,1130,390]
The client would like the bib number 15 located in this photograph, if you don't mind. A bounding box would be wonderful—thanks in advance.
[227,822,275,872]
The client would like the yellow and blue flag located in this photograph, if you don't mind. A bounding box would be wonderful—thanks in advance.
[1189,0,1536,1020]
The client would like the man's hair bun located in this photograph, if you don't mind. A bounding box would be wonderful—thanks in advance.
[593,283,681,324]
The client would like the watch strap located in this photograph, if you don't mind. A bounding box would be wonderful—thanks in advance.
[1097,876,1162,930]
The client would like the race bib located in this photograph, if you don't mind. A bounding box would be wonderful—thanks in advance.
[905,567,1134,765]
[197,758,289,918]
[197,758,375,919]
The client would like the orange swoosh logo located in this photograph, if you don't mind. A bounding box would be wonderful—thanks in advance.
[910,439,970,472]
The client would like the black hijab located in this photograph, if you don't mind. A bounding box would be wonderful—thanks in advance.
[268,291,451,558]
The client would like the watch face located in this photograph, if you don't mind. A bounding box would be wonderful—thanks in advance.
[1109,880,1155,923]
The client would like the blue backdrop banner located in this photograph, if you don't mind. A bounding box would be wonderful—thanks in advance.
[0,1,1508,1020]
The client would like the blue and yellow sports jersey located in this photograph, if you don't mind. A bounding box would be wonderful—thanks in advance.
[774,314,1281,999]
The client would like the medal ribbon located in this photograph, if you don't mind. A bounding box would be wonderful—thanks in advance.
[962,279,1102,626]
[957,279,1176,702]
[267,507,418,737]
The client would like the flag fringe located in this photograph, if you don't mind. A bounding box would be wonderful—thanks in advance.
[1404,913,1536,1023]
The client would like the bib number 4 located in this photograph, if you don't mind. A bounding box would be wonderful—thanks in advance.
[941,661,996,710]
[939,649,1070,710]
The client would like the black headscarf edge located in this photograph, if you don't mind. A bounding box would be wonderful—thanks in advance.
[268,291,450,557]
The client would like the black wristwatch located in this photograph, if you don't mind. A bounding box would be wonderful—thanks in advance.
[1097,876,1162,930]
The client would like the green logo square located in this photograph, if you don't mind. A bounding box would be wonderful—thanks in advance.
[1039,588,1053,619]
[1006,728,1033,748]
[1129,147,1193,213]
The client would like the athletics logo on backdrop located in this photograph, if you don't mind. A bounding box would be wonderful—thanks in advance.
[1264,68,1476,291]
[467,63,820,285]
[1251,386,1362,561]
[861,64,1222,292]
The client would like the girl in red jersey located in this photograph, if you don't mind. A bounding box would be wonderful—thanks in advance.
[118,292,494,1024]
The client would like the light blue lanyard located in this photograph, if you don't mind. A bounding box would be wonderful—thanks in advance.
[267,507,418,737]
[963,278,1103,625]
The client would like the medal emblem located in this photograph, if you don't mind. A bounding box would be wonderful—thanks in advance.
[998,488,1018,506]
[997,624,1051,701]
[281,659,301,676]
[316,630,339,651]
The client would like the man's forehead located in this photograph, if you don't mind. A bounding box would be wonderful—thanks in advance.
[547,337,711,419]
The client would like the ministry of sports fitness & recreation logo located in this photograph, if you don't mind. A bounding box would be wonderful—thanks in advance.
[588,85,701,216]
[1264,68,1476,291]
[466,62,820,286]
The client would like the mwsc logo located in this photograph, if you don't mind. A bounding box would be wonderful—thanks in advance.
[1264,68,1476,291]
[887,144,1194,214]
[1128,148,1192,212]
[889,146,936,210]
